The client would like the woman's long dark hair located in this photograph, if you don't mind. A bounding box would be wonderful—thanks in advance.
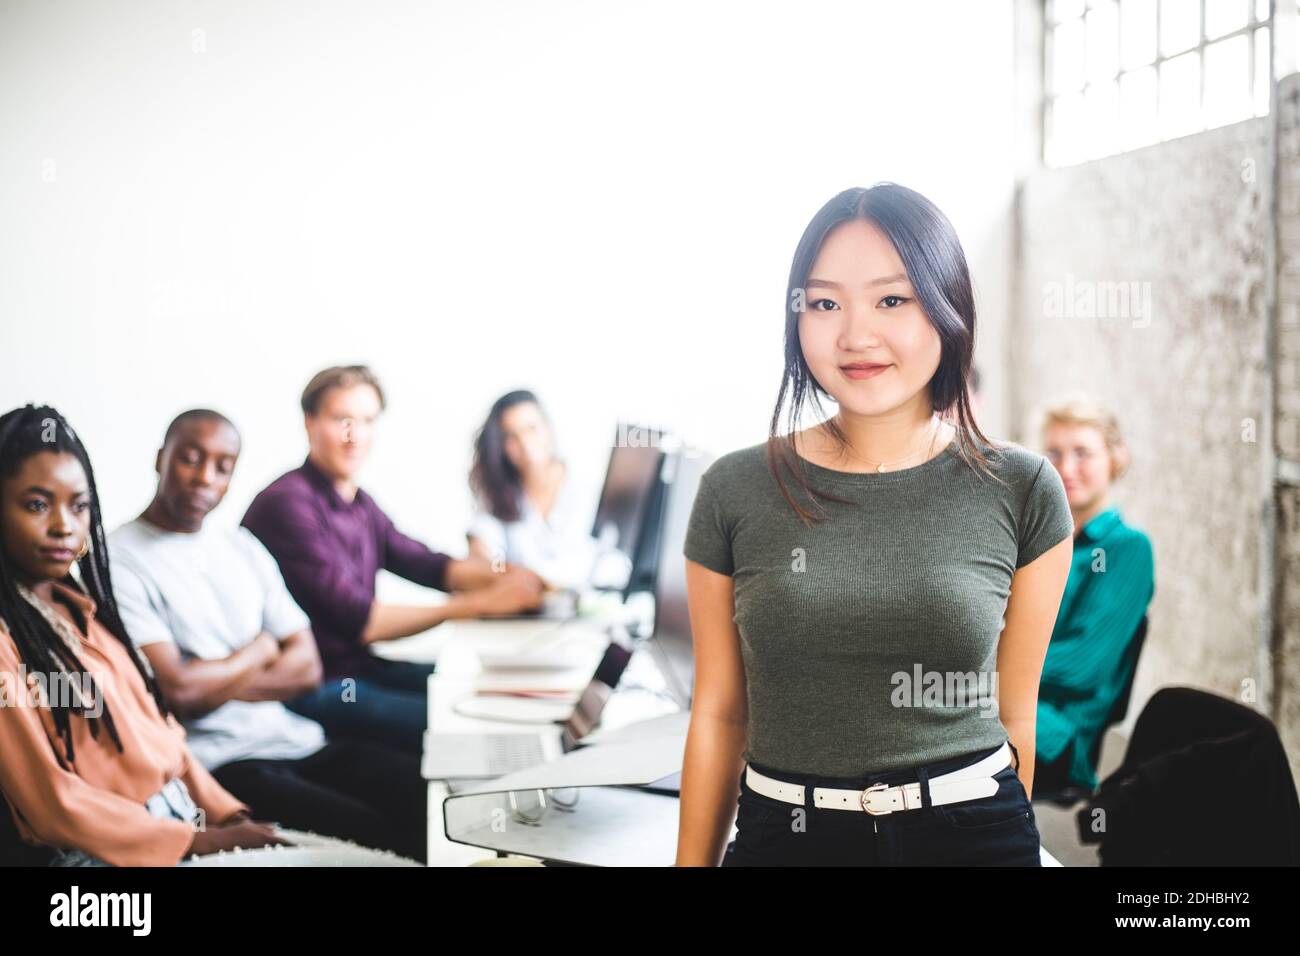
[469,390,547,522]
[768,183,1006,524]
[0,405,170,767]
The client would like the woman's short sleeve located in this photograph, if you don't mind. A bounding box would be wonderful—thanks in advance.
[683,463,734,576]
[1017,457,1075,569]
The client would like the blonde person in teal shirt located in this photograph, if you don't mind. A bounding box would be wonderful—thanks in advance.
[1034,395,1155,795]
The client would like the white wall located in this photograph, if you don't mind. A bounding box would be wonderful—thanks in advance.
[0,0,1016,570]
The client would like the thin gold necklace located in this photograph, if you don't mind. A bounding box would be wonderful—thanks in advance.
[849,416,943,474]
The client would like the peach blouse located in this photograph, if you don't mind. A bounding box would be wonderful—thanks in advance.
[0,580,247,866]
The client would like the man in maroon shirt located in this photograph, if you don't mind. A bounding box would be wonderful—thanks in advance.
[242,366,543,756]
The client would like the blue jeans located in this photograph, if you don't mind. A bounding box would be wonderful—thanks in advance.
[722,741,1042,866]
[48,849,113,867]
[286,658,435,758]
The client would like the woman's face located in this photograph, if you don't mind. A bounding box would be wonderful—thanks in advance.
[1043,422,1113,510]
[797,218,942,419]
[305,384,382,483]
[0,451,92,585]
[499,401,553,473]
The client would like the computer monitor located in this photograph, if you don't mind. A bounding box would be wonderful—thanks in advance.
[591,425,668,596]
[645,448,712,709]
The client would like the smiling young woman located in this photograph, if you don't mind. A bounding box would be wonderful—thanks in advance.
[674,183,1076,867]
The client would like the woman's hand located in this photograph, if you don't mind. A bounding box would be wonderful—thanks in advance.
[187,816,293,857]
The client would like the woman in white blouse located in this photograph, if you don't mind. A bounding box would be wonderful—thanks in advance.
[466,391,613,591]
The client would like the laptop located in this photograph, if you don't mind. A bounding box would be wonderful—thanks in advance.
[423,639,634,780]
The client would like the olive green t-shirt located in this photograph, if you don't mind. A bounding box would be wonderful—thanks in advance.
[682,435,1073,778]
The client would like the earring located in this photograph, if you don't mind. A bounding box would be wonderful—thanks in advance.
[76,538,90,560]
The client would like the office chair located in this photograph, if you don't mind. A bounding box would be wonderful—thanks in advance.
[1077,685,1300,865]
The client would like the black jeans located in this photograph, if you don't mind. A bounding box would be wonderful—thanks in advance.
[722,741,1042,866]
[212,738,427,863]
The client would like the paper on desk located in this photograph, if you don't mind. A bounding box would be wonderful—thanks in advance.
[447,714,689,797]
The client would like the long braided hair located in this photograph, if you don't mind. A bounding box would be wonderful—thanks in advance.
[0,405,170,767]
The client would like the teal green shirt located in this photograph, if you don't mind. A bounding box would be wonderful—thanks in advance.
[1036,506,1154,790]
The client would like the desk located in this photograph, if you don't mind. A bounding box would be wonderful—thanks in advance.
[379,618,1062,868]
[376,612,677,865]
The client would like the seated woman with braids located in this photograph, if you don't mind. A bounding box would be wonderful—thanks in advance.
[0,405,287,866]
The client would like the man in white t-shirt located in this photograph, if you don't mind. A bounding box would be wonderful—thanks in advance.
[109,409,427,862]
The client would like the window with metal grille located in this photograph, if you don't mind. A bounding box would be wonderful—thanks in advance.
[1043,0,1280,166]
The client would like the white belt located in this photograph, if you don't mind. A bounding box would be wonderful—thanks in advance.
[745,742,1011,816]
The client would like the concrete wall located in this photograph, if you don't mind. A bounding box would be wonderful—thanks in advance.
[1274,73,1300,787]
[1012,59,1300,784]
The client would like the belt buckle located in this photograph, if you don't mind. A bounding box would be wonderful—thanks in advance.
[860,782,893,815]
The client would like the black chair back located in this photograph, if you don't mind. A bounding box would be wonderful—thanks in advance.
[1079,686,1300,865]
[1087,613,1149,771]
